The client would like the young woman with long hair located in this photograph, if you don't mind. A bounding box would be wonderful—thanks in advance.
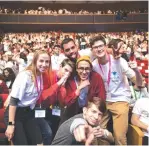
[4,50,50,145]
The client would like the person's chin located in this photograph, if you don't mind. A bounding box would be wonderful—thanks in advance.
[39,69,46,73]
[81,76,88,81]
[71,53,77,59]
[96,52,105,58]
[89,121,97,126]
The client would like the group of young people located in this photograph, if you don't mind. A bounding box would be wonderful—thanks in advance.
[4,35,148,145]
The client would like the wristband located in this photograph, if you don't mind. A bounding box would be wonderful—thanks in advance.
[8,122,15,126]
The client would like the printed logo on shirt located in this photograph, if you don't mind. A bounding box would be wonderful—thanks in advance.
[111,71,120,84]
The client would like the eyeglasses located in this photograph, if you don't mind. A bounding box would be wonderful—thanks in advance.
[64,46,76,53]
[77,67,91,72]
[92,44,105,50]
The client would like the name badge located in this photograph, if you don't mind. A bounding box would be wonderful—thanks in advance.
[35,109,46,118]
[52,106,61,116]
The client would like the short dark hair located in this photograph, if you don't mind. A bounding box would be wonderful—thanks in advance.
[53,45,61,49]
[110,39,124,50]
[87,97,107,114]
[61,58,75,70]
[90,35,106,47]
[61,38,75,50]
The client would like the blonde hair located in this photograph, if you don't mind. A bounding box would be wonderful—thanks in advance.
[26,50,51,84]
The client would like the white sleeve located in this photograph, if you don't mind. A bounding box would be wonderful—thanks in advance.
[120,57,135,79]
[70,118,87,134]
[10,71,30,101]
[132,99,142,115]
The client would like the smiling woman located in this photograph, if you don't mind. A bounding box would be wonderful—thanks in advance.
[4,50,50,145]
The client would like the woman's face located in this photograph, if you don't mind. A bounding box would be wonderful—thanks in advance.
[36,53,50,73]
[77,61,91,81]
[4,70,9,77]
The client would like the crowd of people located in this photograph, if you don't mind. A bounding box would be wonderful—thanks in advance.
[0,31,148,145]
[0,6,148,15]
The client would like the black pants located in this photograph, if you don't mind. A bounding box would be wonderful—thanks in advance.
[143,136,148,145]
[4,106,42,145]
[59,101,83,125]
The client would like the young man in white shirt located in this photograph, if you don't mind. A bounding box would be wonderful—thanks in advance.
[51,45,65,71]
[90,35,143,145]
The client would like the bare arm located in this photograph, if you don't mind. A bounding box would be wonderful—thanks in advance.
[5,105,17,141]
[12,53,20,63]
[130,70,143,87]
[131,113,148,132]
[8,105,16,124]
[4,94,11,108]
[129,61,143,87]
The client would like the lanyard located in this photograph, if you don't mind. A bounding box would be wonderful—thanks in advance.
[98,55,111,87]
[36,75,43,107]
[74,76,79,88]
[55,72,59,106]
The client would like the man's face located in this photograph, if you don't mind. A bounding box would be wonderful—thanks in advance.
[91,40,107,58]
[53,46,60,55]
[83,104,103,126]
[63,41,78,60]
[77,61,91,81]
[59,64,73,78]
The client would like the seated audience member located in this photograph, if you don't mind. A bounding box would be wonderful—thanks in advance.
[0,74,9,94]
[130,76,149,103]
[3,67,16,89]
[52,98,114,145]
[59,56,106,123]
[131,98,149,145]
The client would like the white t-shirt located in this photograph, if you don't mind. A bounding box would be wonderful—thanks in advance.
[132,98,149,137]
[18,58,28,72]
[51,53,66,71]
[10,71,43,109]
[92,55,135,103]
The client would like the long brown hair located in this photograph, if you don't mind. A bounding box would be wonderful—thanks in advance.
[26,50,51,84]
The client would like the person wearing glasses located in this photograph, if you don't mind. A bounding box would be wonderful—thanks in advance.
[59,56,106,124]
[90,35,143,145]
